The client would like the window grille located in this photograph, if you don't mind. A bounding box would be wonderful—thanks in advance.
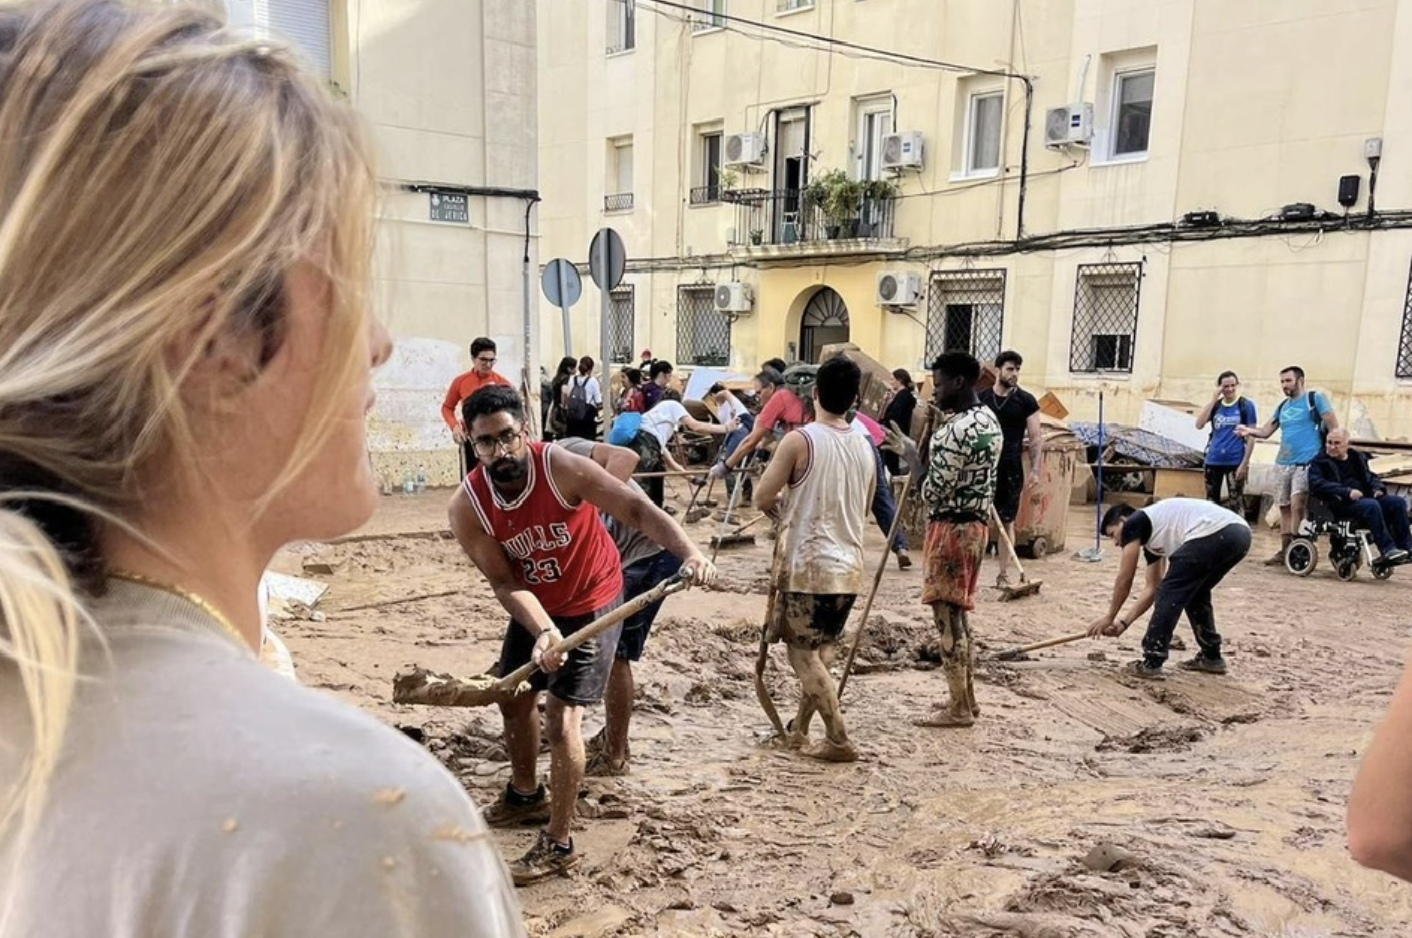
[676,285,731,366]
[925,270,1006,365]
[609,286,635,365]
[1398,259,1412,378]
[1070,262,1142,373]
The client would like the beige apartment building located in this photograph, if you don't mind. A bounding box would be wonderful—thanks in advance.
[538,0,1412,439]
[225,0,539,484]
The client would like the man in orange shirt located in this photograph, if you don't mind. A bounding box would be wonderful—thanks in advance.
[443,337,512,473]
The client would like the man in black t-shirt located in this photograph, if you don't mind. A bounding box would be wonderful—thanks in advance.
[978,350,1042,586]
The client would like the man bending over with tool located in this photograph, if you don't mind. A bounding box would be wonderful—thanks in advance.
[553,436,684,776]
[1085,499,1251,679]
[450,387,714,885]
[754,355,875,762]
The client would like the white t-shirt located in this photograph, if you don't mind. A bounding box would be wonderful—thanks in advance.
[1127,498,1248,558]
[0,580,525,937]
[641,400,691,447]
[715,393,745,426]
[565,375,601,408]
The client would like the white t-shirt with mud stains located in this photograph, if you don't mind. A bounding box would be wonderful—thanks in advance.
[0,579,525,938]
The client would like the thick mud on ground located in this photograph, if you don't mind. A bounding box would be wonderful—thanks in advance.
[273,484,1412,937]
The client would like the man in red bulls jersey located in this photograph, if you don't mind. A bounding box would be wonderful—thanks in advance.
[450,386,715,886]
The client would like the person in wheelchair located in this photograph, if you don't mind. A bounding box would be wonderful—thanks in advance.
[1308,429,1411,565]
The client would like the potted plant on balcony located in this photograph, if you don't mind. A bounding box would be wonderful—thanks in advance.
[718,167,740,203]
[859,176,899,237]
[805,169,864,239]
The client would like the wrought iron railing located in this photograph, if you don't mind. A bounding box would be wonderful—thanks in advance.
[688,185,721,205]
[728,188,896,247]
[604,192,634,212]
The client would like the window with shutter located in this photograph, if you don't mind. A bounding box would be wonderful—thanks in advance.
[226,0,331,78]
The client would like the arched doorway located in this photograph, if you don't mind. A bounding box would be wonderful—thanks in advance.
[800,287,850,363]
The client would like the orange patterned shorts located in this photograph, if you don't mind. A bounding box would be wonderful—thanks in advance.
[921,520,989,610]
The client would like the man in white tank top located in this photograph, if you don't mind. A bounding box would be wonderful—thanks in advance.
[1086,498,1252,679]
[754,355,876,762]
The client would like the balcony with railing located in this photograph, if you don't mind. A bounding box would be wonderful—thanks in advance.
[604,192,635,213]
[724,187,905,260]
[688,185,721,205]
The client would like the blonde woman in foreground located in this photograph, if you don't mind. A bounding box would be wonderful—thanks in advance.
[0,2,523,934]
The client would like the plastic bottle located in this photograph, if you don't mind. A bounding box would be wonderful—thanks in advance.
[416,465,427,494]
[402,470,415,496]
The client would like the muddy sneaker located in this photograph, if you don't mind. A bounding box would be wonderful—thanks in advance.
[584,750,630,777]
[1127,660,1166,681]
[1177,655,1228,675]
[1262,549,1287,566]
[482,782,551,828]
[510,830,580,886]
[914,708,976,728]
[896,549,912,570]
[799,738,859,763]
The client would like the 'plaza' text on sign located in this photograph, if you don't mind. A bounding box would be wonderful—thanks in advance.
[428,191,469,225]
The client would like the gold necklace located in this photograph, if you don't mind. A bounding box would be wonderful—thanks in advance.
[107,569,250,648]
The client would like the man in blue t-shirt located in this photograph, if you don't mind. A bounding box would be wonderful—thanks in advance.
[1236,365,1339,565]
[1194,371,1256,510]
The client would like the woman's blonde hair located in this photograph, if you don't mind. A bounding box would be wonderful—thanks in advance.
[0,0,376,885]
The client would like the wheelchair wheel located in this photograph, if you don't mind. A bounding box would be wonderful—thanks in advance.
[1374,563,1395,581]
[1285,539,1318,576]
[1336,558,1360,582]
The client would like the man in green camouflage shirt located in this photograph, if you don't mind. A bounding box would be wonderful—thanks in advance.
[888,352,1001,727]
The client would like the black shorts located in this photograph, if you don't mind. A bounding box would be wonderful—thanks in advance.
[498,598,623,706]
[994,458,1024,523]
[616,550,682,661]
[767,592,857,649]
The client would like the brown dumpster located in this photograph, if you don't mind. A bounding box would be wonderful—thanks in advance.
[1010,425,1083,557]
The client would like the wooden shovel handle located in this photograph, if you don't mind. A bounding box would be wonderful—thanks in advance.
[493,571,690,691]
[998,630,1091,658]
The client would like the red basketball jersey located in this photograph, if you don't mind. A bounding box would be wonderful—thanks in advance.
[463,442,623,616]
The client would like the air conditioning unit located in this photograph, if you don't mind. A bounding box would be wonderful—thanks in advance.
[876,271,921,307]
[880,131,925,171]
[1044,103,1093,148]
[714,281,754,313]
[724,132,767,167]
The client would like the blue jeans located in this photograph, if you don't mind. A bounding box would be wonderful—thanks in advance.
[720,413,755,497]
[870,445,907,553]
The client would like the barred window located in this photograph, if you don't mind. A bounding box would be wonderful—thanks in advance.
[1398,259,1412,378]
[609,286,635,365]
[925,270,1006,366]
[676,285,731,367]
[1070,262,1141,373]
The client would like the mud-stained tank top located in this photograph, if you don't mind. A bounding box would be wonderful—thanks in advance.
[463,441,623,616]
[776,422,875,595]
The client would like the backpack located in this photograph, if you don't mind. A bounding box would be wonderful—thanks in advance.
[1274,390,1327,444]
[566,376,592,423]
[781,363,818,424]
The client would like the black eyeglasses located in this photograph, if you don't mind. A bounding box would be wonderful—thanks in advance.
[471,429,524,457]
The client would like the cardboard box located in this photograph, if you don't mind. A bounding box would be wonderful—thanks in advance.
[1152,468,1205,501]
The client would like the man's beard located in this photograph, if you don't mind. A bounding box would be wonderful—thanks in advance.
[489,456,528,484]
[1001,375,1018,389]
